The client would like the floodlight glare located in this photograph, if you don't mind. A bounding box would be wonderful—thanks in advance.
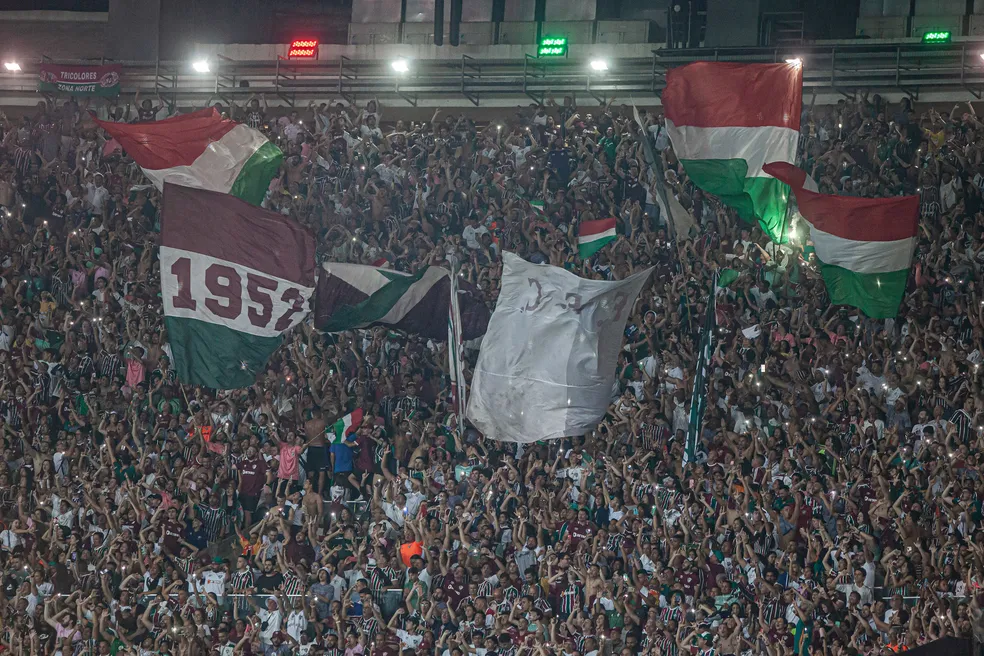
[192,60,210,73]
[391,59,410,73]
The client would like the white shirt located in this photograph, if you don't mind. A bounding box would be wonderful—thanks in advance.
[257,607,282,644]
[85,183,109,214]
[396,630,424,649]
[462,224,489,250]
[286,609,307,642]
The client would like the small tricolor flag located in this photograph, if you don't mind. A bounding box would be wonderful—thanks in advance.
[331,409,364,445]
[578,218,617,259]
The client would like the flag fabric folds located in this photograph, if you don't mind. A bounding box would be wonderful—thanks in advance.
[94,108,283,206]
[466,253,653,443]
[331,409,364,444]
[685,276,717,465]
[448,261,468,435]
[161,183,316,389]
[578,218,617,258]
[314,263,490,341]
[764,162,918,319]
[663,62,803,243]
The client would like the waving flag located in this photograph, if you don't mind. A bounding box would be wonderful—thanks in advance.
[685,276,717,466]
[161,184,316,388]
[663,62,802,243]
[578,218,617,258]
[467,253,652,442]
[315,263,490,340]
[764,162,918,318]
[94,108,282,206]
[331,409,364,444]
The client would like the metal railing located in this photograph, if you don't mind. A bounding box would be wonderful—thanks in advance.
[8,40,984,107]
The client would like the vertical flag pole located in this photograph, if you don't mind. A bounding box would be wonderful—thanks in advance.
[684,271,717,467]
[448,254,467,438]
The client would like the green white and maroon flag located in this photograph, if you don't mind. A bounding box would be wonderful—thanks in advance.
[578,218,617,258]
[314,263,490,341]
[94,108,282,206]
[663,62,802,243]
[764,162,918,319]
[161,183,316,389]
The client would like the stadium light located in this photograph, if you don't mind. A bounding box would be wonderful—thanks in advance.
[287,39,319,59]
[590,59,609,72]
[391,59,410,74]
[3,62,20,72]
[923,30,951,44]
[192,60,210,73]
[785,57,803,67]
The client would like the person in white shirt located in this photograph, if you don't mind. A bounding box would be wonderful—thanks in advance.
[462,216,489,250]
[251,596,282,645]
[85,173,109,216]
[285,597,307,643]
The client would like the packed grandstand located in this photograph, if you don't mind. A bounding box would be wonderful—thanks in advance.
[0,71,980,656]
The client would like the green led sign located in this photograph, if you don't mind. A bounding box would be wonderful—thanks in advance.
[922,30,952,43]
[538,36,568,57]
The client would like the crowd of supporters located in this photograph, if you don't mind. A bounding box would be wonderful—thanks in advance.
[0,86,980,656]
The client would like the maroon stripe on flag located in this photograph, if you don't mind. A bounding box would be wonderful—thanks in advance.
[162,183,316,285]
[579,218,617,237]
[663,62,802,130]
[93,108,238,170]
[764,162,919,242]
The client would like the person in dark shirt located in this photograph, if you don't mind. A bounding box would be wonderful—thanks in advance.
[255,559,285,592]
[547,136,571,184]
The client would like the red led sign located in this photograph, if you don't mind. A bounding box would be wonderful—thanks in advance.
[288,39,319,59]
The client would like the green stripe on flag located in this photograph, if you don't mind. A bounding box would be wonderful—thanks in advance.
[229,141,284,206]
[685,278,717,465]
[717,268,740,288]
[578,235,616,259]
[318,268,429,333]
[817,260,909,319]
[679,158,790,243]
[166,316,283,389]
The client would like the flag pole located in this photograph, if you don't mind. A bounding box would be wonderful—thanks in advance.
[448,254,466,438]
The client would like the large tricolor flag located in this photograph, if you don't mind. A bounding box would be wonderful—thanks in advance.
[663,62,803,243]
[315,263,490,341]
[764,162,918,318]
[578,218,617,258]
[94,108,282,206]
[161,183,316,388]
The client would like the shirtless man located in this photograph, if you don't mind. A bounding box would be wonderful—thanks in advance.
[304,407,329,495]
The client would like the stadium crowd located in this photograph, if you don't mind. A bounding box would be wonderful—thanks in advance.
[0,86,980,656]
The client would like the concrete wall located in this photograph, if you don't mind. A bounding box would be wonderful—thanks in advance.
[0,11,108,61]
[106,0,160,61]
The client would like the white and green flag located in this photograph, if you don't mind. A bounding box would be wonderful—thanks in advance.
[685,276,717,465]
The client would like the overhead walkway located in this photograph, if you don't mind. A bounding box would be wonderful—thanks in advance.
[6,40,984,109]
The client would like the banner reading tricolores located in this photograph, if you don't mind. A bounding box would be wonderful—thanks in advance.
[39,63,121,97]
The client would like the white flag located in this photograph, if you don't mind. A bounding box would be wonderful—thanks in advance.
[466,253,652,443]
